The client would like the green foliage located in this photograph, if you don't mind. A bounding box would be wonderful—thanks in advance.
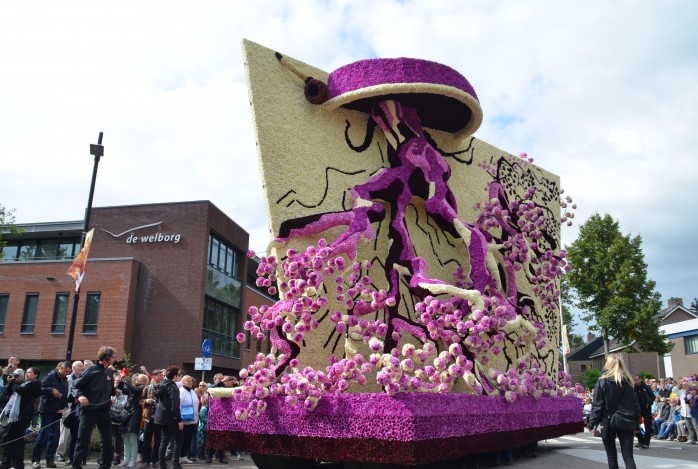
[0,204,19,258]
[639,371,656,381]
[568,333,584,350]
[583,369,602,390]
[114,352,135,377]
[565,213,672,355]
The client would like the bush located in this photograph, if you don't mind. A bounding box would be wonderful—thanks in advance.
[639,371,656,381]
[583,369,602,390]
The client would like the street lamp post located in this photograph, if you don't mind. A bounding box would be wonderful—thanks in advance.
[66,132,104,361]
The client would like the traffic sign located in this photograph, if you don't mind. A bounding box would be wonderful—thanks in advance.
[201,339,212,358]
[194,357,212,371]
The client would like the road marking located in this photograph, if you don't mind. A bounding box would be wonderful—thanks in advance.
[555,448,698,468]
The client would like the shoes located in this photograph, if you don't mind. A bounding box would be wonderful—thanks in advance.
[33,462,42,469]
[181,459,194,465]
[127,464,136,468]
[634,443,642,448]
[640,445,649,449]
[236,455,244,461]
[63,461,73,467]
[205,458,212,464]
[47,461,57,468]
[117,462,130,467]
[55,455,66,463]
[218,459,229,464]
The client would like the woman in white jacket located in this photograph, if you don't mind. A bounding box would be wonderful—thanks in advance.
[178,376,199,464]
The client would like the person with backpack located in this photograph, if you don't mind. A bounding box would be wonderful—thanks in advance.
[0,368,42,469]
[588,354,641,469]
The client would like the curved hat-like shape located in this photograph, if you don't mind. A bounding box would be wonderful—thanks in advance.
[323,57,482,138]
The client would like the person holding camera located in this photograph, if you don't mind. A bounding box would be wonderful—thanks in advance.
[1,368,41,469]
[71,346,118,469]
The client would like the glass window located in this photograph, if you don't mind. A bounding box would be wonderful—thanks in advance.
[39,239,60,259]
[19,241,38,261]
[201,296,240,358]
[207,233,241,279]
[52,293,69,334]
[21,293,39,333]
[57,240,77,260]
[83,292,100,334]
[0,294,8,334]
[225,248,234,276]
[209,236,220,266]
[685,335,698,354]
[0,241,19,262]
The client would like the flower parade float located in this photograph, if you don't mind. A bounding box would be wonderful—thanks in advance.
[206,39,583,467]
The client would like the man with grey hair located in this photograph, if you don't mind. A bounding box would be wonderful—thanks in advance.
[56,361,85,462]
[32,361,72,468]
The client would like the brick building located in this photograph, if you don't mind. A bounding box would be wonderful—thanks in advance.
[0,201,275,378]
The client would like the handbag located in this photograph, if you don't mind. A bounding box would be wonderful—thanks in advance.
[63,409,79,429]
[110,408,130,425]
[610,409,638,431]
[181,389,196,423]
[181,404,195,423]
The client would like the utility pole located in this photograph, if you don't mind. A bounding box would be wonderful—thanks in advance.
[66,132,104,361]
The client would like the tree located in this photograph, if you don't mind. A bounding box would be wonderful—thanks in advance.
[0,204,19,259]
[583,369,602,390]
[560,274,584,350]
[565,213,672,356]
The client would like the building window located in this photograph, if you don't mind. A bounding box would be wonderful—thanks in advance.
[685,334,698,355]
[52,293,70,334]
[21,293,39,334]
[0,237,79,263]
[83,292,100,334]
[202,296,240,358]
[208,233,241,279]
[0,242,19,262]
[0,294,8,334]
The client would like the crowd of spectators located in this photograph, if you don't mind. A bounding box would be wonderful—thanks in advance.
[0,353,246,468]
[583,373,698,446]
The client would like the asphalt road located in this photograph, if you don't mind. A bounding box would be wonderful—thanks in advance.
[70,432,698,468]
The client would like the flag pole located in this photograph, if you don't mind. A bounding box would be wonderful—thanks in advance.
[66,132,104,361]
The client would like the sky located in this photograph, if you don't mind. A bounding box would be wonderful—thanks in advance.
[1,1,696,336]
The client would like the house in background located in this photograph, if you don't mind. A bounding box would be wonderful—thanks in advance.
[566,298,698,385]
[566,334,603,386]
[658,298,698,378]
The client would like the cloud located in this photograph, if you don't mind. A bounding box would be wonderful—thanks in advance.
[1,0,696,332]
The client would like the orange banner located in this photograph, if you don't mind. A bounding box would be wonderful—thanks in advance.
[66,228,94,292]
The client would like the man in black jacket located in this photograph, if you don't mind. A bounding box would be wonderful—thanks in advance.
[154,366,183,469]
[71,346,117,469]
[634,375,655,449]
[31,361,71,469]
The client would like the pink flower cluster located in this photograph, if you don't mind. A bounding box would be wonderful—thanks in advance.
[230,151,580,421]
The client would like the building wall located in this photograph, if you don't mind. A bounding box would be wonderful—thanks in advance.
[662,309,696,325]
[669,337,698,378]
[624,351,664,378]
[0,258,139,363]
[1,201,257,377]
[567,359,593,387]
